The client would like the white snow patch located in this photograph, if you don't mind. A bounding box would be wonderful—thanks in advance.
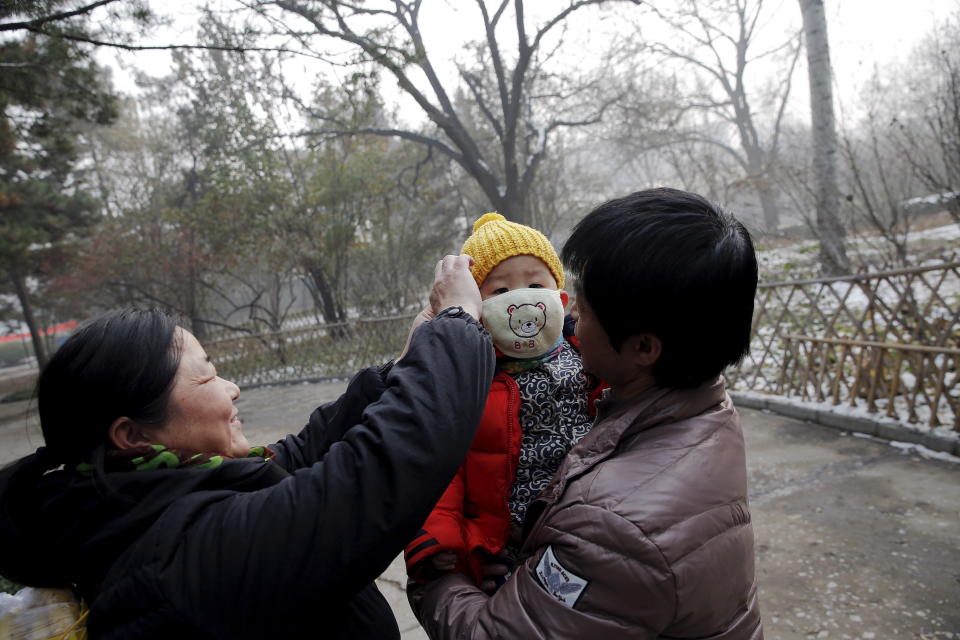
[525,126,547,168]
[909,222,960,241]
[901,191,958,207]
[888,441,960,463]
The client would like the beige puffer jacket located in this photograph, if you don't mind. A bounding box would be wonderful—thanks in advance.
[416,377,763,639]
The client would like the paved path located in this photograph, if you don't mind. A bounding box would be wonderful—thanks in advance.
[2,379,958,639]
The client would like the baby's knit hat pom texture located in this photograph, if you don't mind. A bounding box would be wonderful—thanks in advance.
[473,212,506,233]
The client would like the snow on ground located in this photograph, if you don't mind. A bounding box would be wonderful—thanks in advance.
[902,190,959,207]
[742,219,960,434]
[757,218,960,283]
[910,220,960,241]
[848,431,960,463]
[887,439,960,463]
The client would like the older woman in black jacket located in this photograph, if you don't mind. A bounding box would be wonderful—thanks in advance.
[0,255,494,639]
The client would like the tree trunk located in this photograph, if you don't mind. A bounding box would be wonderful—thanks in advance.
[309,265,349,339]
[7,260,48,369]
[484,183,531,226]
[741,139,780,230]
[758,180,780,231]
[800,0,849,275]
[183,258,207,342]
[747,157,780,231]
[303,260,345,328]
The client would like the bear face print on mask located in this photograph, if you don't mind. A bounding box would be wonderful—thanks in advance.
[508,301,547,339]
[481,288,566,359]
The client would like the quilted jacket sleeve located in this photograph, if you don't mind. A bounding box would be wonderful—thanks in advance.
[269,362,394,472]
[415,503,676,640]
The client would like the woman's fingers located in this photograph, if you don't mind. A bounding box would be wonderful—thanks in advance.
[400,254,480,360]
[479,563,508,594]
[479,549,513,593]
[430,254,481,320]
[482,562,509,579]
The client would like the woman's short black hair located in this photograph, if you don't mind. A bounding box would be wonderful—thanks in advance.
[37,308,182,465]
[562,187,758,389]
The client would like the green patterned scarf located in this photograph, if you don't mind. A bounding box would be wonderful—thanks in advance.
[77,444,275,475]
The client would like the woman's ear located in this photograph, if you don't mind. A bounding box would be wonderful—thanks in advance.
[109,416,152,450]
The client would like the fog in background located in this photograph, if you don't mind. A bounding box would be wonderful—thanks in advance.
[2,0,959,368]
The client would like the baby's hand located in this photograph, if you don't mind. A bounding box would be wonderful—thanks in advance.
[430,551,457,573]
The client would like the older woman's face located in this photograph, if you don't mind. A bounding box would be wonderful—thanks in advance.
[151,328,250,458]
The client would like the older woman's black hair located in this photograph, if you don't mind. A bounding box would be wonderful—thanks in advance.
[562,187,759,389]
[37,308,181,466]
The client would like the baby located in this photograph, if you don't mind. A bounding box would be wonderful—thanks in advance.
[405,213,604,586]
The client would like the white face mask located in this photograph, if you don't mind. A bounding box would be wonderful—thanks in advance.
[481,288,566,358]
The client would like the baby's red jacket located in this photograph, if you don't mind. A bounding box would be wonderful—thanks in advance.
[404,333,605,584]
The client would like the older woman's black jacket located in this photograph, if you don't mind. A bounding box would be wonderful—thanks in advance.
[0,314,494,639]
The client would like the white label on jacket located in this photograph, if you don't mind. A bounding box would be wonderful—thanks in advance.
[535,545,588,608]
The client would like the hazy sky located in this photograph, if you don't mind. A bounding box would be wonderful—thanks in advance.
[828,0,951,95]
[100,0,955,122]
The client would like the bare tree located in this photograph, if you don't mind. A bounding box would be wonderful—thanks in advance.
[889,9,960,225]
[839,137,911,267]
[642,0,802,230]
[247,0,635,225]
[798,0,848,275]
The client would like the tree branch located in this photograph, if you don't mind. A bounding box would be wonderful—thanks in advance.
[300,126,465,165]
[459,67,505,140]
[476,0,512,126]
[0,0,119,32]
[22,25,334,60]
[769,30,803,156]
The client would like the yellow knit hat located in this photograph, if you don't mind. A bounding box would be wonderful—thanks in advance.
[460,212,565,289]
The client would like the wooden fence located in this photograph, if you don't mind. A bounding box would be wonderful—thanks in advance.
[204,262,959,431]
[204,313,416,387]
[726,262,960,431]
